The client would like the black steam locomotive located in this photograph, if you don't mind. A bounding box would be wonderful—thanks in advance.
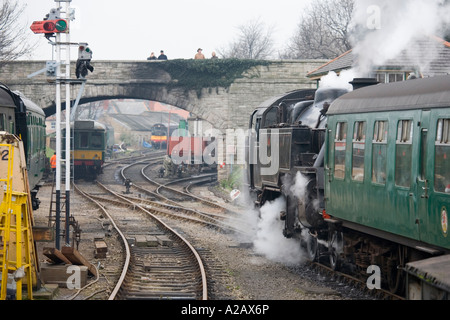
[247,86,348,235]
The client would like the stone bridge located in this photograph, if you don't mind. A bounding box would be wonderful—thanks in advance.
[0,59,325,130]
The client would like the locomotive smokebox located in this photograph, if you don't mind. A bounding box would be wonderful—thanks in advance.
[349,78,379,90]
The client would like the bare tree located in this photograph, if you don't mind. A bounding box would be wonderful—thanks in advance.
[74,101,105,120]
[0,0,36,63]
[218,17,275,59]
[284,0,354,59]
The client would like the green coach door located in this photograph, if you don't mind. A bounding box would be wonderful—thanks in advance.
[416,111,430,243]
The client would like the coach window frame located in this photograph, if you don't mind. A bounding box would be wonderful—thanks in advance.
[334,121,348,180]
[395,119,414,188]
[0,113,5,131]
[91,132,104,149]
[435,118,450,193]
[351,120,367,182]
[372,120,389,185]
[79,132,89,149]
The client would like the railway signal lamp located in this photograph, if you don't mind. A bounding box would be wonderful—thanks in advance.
[78,44,93,60]
[30,19,68,34]
[75,44,94,79]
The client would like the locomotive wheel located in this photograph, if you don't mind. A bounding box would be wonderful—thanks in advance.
[306,233,318,262]
[328,230,343,271]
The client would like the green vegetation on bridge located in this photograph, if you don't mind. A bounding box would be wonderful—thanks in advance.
[158,58,275,95]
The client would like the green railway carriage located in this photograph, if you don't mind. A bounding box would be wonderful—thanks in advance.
[325,76,450,252]
[23,95,47,195]
[0,84,46,210]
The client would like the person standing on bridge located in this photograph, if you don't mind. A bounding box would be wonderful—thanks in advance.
[147,52,157,60]
[158,50,168,60]
[194,48,205,59]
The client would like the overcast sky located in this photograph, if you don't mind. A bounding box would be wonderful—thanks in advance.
[17,0,312,61]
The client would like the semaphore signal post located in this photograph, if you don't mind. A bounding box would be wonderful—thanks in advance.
[29,0,93,250]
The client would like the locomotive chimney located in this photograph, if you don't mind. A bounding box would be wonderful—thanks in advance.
[349,78,379,90]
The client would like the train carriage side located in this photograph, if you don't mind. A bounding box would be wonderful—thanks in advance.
[23,96,46,194]
[325,76,450,252]
[0,85,16,134]
[0,85,46,209]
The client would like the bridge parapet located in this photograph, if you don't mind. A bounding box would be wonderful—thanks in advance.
[0,59,327,130]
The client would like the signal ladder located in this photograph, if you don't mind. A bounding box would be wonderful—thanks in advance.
[48,131,80,249]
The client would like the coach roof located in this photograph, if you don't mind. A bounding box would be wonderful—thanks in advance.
[328,75,450,115]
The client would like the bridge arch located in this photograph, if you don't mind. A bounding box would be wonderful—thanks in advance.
[1,59,326,130]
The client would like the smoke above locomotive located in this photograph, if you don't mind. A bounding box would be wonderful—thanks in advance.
[350,0,450,77]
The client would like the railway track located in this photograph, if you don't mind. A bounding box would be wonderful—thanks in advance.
[103,154,250,235]
[104,150,166,167]
[116,161,252,234]
[90,152,397,301]
[121,160,241,215]
[73,181,208,300]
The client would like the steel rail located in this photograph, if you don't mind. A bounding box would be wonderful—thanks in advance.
[95,181,209,300]
[139,164,240,214]
[118,160,252,235]
[72,182,131,300]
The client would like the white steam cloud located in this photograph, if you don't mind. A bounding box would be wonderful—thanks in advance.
[252,197,305,265]
[288,171,309,202]
[350,0,450,76]
[243,172,312,265]
[319,70,355,91]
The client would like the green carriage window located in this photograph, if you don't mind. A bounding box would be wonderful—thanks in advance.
[372,121,388,184]
[435,119,450,193]
[0,113,5,131]
[352,121,366,181]
[395,120,413,187]
[334,122,347,179]
[33,127,36,153]
[91,132,103,148]
[80,132,89,148]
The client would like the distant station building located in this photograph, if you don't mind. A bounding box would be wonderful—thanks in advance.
[307,35,450,85]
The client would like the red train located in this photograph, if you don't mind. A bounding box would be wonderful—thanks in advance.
[167,136,216,173]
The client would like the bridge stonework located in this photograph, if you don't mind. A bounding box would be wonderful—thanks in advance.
[0,60,326,130]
